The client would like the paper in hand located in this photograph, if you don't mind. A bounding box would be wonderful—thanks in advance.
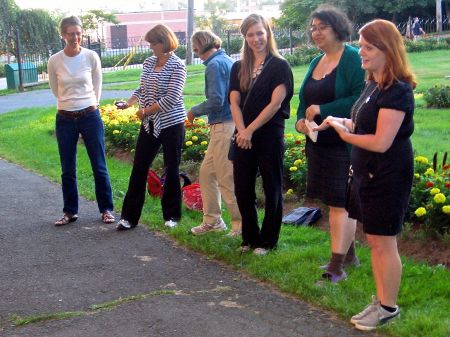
[304,120,319,142]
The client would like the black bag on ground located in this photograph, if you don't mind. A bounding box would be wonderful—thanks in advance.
[282,207,322,226]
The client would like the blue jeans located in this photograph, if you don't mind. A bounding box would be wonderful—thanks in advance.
[55,109,113,215]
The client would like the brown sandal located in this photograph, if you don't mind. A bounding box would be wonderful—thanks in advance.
[55,213,78,226]
[101,210,115,224]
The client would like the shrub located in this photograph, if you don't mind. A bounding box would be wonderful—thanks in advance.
[423,85,450,108]
[182,118,209,162]
[284,45,321,67]
[100,103,140,154]
[101,51,152,68]
[283,133,307,195]
[408,154,450,235]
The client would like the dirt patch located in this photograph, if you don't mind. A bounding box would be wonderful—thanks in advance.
[284,199,449,268]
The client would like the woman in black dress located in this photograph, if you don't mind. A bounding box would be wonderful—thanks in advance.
[229,14,293,255]
[295,5,365,282]
[315,19,416,331]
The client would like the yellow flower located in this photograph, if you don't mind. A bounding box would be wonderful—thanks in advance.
[289,166,298,172]
[414,207,427,217]
[185,141,193,146]
[294,159,303,166]
[191,136,198,142]
[285,133,293,138]
[112,130,120,135]
[424,168,434,176]
[430,188,440,195]
[110,119,120,126]
[414,173,420,178]
[201,141,208,146]
[414,156,428,164]
[433,193,446,204]
[204,150,207,154]
[286,189,294,195]
[442,205,450,214]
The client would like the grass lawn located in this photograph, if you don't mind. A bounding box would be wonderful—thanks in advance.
[0,104,449,337]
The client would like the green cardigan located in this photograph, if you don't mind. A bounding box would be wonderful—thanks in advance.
[297,44,365,120]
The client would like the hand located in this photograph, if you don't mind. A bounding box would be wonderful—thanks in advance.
[236,128,253,150]
[313,116,334,131]
[115,101,129,109]
[305,105,320,121]
[187,111,195,125]
[295,118,308,134]
[136,108,146,120]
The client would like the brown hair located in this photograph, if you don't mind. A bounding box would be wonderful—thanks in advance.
[191,30,222,54]
[238,14,281,91]
[60,16,82,34]
[359,19,416,89]
[145,24,179,53]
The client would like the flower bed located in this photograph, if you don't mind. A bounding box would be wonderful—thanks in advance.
[99,105,449,234]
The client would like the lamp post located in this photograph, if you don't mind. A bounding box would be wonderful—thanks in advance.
[186,0,194,65]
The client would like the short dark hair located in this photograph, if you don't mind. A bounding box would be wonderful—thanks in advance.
[307,5,352,42]
[60,16,82,34]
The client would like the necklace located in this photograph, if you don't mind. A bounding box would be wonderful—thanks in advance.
[252,60,265,79]
[351,82,379,130]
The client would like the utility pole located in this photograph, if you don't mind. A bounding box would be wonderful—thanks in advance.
[186,0,194,65]
[15,28,24,92]
[436,0,442,33]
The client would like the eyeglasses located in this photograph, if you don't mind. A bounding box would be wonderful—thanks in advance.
[309,25,331,34]
[64,32,82,37]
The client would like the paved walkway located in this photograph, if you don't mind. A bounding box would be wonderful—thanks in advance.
[0,158,370,336]
[0,88,132,115]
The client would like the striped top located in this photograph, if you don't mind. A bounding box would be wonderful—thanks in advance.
[133,54,187,137]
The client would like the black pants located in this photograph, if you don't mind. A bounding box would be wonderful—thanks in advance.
[121,122,185,226]
[233,136,284,249]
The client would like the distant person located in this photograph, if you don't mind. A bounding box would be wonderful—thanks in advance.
[187,31,242,237]
[115,24,186,231]
[295,5,365,282]
[48,16,115,226]
[412,17,425,40]
[315,19,416,331]
[229,14,294,255]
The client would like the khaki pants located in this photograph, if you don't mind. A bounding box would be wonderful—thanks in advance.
[199,121,241,231]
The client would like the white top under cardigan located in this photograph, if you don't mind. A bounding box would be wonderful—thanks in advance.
[132,54,186,137]
[48,47,101,111]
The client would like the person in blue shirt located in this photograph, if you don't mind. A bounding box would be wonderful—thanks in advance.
[187,31,242,236]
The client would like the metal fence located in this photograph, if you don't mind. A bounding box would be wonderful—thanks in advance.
[4,16,450,88]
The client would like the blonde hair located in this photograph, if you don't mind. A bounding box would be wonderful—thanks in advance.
[191,30,222,54]
[238,14,281,91]
[359,19,416,89]
[145,24,179,53]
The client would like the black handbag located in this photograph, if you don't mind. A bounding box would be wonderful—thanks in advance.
[282,207,322,226]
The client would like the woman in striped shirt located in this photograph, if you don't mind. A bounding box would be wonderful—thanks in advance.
[116,24,187,230]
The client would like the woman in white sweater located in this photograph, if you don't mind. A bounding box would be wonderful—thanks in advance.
[48,16,114,226]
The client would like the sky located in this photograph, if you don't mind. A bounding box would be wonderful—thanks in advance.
[14,0,161,14]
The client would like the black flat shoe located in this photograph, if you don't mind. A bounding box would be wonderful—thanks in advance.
[55,213,78,226]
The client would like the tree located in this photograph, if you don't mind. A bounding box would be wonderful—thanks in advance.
[0,0,19,55]
[276,0,434,30]
[194,0,234,34]
[81,10,119,40]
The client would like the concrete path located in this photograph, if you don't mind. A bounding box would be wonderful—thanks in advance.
[0,158,369,336]
[0,89,131,115]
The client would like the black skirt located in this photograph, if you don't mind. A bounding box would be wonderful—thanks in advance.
[305,140,350,208]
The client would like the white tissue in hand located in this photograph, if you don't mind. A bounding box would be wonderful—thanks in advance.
[304,120,318,142]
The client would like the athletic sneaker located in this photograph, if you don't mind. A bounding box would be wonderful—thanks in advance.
[253,248,268,256]
[191,218,227,235]
[226,230,242,237]
[351,295,380,324]
[164,220,178,228]
[354,303,400,331]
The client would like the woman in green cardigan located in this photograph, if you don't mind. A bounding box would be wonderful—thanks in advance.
[295,5,365,282]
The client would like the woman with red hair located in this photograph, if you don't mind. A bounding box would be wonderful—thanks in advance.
[315,19,416,331]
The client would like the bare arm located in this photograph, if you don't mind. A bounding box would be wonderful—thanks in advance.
[229,90,245,132]
[320,108,405,153]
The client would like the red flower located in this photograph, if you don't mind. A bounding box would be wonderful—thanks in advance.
[445,182,450,188]
[295,140,301,144]
[443,165,450,170]
[425,181,434,188]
